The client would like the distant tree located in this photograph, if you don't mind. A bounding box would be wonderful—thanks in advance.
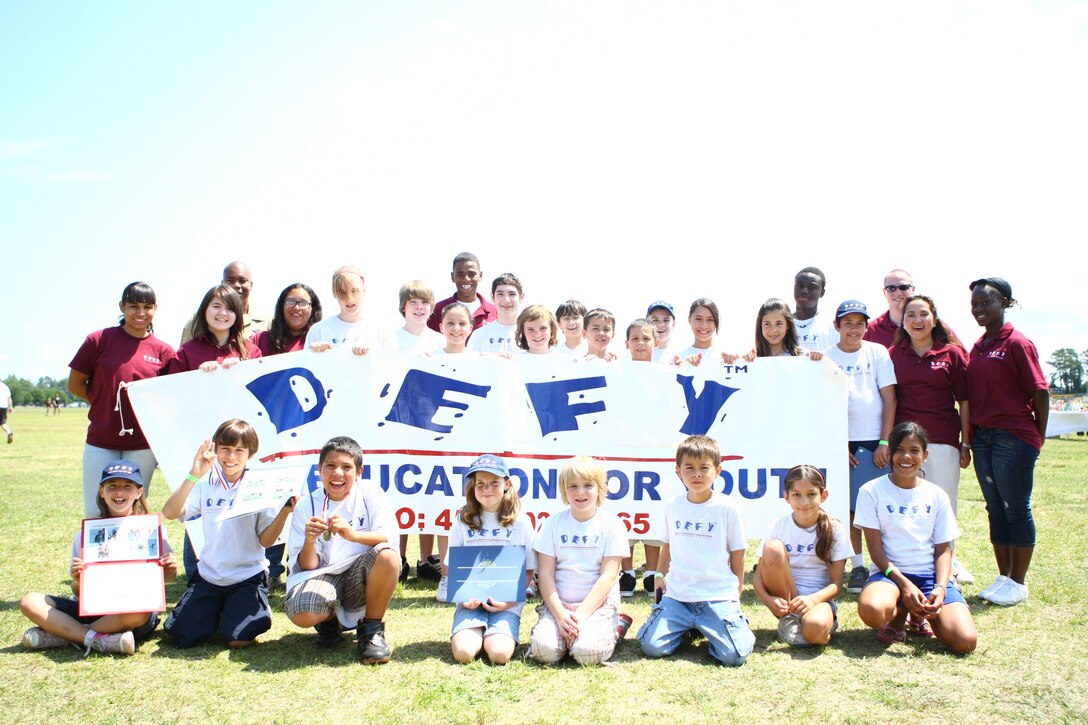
[3,374,77,406]
[1048,348,1085,394]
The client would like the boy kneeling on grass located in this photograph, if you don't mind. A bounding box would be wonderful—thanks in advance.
[283,436,400,663]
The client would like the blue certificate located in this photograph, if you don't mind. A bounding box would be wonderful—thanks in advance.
[447,545,527,604]
[850,447,890,490]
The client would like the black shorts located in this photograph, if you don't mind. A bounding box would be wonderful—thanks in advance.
[48,595,159,640]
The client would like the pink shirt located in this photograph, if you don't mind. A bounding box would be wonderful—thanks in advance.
[163,336,262,375]
[967,323,1048,449]
[889,339,968,447]
[68,326,177,449]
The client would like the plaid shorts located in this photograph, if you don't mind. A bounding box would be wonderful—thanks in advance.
[528,600,619,666]
[283,543,392,618]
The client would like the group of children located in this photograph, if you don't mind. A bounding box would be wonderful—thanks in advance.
[21,420,976,664]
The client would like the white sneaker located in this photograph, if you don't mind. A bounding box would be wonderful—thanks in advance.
[979,575,1009,601]
[986,579,1028,606]
[85,630,135,656]
[436,575,449,604]
[23,627,69,650]
[777,613,809,647]
[951,557,974,585]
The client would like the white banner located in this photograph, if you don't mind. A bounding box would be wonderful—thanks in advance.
[127,350,850,539]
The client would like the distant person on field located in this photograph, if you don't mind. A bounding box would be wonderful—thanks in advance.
[0,378,13,443]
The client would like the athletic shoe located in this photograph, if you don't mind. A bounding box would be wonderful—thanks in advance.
[398,556,410,584]
[357,621,391,664]
[22,627,68,650]
[777,613,808,647]
[619,571,637,598]
[986,579,1028,606]
[951,557,975,585]
[417,555,442,582]
[643,573,656,596]
[85,630,135,656]
[526,577,539,600]
[847,566,869,594]
[979,575,1009,601]
[267,573,284,591]
[436,575,449,603]
[314,618,345,648]
[6,432,12,444]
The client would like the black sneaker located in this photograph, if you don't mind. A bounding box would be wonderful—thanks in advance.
[399,556,410,583]
[357,620,391,664]
[416,555,442,581]
[619,571,636,598]
[314,618,344,648]
[643,573,655,596]
[847,566,869,594]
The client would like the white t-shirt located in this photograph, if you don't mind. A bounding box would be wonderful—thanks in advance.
[304,316,381,349]
[381,326,445,354]
[671,343,724,367]
[0,381,11,407]
[447,510,537,616]
[533,509,630,605]
[853,475,960,576]
[822,341,897,440]
[793,311,838,354]
[757,513,853,596]
[468,321,517,354]
[554,341,587,356]
[181,472,277,586]
[661,492,747,602]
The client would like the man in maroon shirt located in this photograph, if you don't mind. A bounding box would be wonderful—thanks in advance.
[427,252,498,333]
[864,269,915,348]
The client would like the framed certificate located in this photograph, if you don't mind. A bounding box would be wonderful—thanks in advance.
[447,545,527,604]
[78,514,166,617]
[79,561,166,617]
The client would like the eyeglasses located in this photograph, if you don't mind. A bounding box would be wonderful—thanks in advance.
[884,284,914,293]
[285,299,312,309]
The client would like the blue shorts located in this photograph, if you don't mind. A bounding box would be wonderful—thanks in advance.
[164,570,271,647]
[864,571,966,606]
[49,595,159,640]
[451,604,521,641]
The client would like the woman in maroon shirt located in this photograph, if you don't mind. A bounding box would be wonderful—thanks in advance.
[889,295,974,585]
[68,282,177,516]
[164,285,261,374]
[251,283,323,356]
[966,278,1049,607]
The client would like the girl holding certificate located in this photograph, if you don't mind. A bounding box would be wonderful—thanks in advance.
[448,455,536,665]
[20,460,177,656]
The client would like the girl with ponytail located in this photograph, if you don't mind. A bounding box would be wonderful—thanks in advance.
[753,465,853,647]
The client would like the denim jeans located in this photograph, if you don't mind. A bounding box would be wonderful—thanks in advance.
[638,596,754,666]
[972,426,1040,547]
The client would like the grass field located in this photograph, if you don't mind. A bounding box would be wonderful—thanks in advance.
[1,410,1086,724]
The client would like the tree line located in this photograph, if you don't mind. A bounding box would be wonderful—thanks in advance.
[1047,348,1088,395]
[2,375,78,407]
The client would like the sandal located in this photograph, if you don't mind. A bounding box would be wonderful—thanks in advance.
[907,616,935,638]
[876,624,906,644]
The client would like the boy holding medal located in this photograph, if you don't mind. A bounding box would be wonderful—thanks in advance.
[283,436,400,663]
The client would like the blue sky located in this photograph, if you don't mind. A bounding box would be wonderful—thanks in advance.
[3,1,1086,381]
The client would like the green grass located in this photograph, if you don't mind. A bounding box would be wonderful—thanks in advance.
[2,410,1087,723]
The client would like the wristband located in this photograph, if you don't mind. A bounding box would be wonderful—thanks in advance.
[653,572,665,580]
[878,440,889,447]
[186,473,200,484]
[884,565,898,578]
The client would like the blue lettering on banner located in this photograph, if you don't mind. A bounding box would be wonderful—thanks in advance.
[395,464,423,494]
[425,466,455,497]
[246,368,328,433]
[384,370,491,433]
[525,377,608,436]
[720,468,792,499]
[675,374,739,436]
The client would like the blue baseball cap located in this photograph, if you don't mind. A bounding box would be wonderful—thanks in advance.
[646,301,675,318]
[835,300,870,321]
[99,459,144,487]
[464,454,509,480]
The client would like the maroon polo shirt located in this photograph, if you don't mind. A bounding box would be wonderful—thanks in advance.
[427,293,497,333]
[889,339,968,447]
[163,335,262,375]
[69,326,177,450]
[967,323,1048,450]
[867,310,963,349]
[251,330,304,357]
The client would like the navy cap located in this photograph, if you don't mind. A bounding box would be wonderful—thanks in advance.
[646,301,675,318]
[464,454,509,480]
[99,459,144,487]
[835,300,870,321]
